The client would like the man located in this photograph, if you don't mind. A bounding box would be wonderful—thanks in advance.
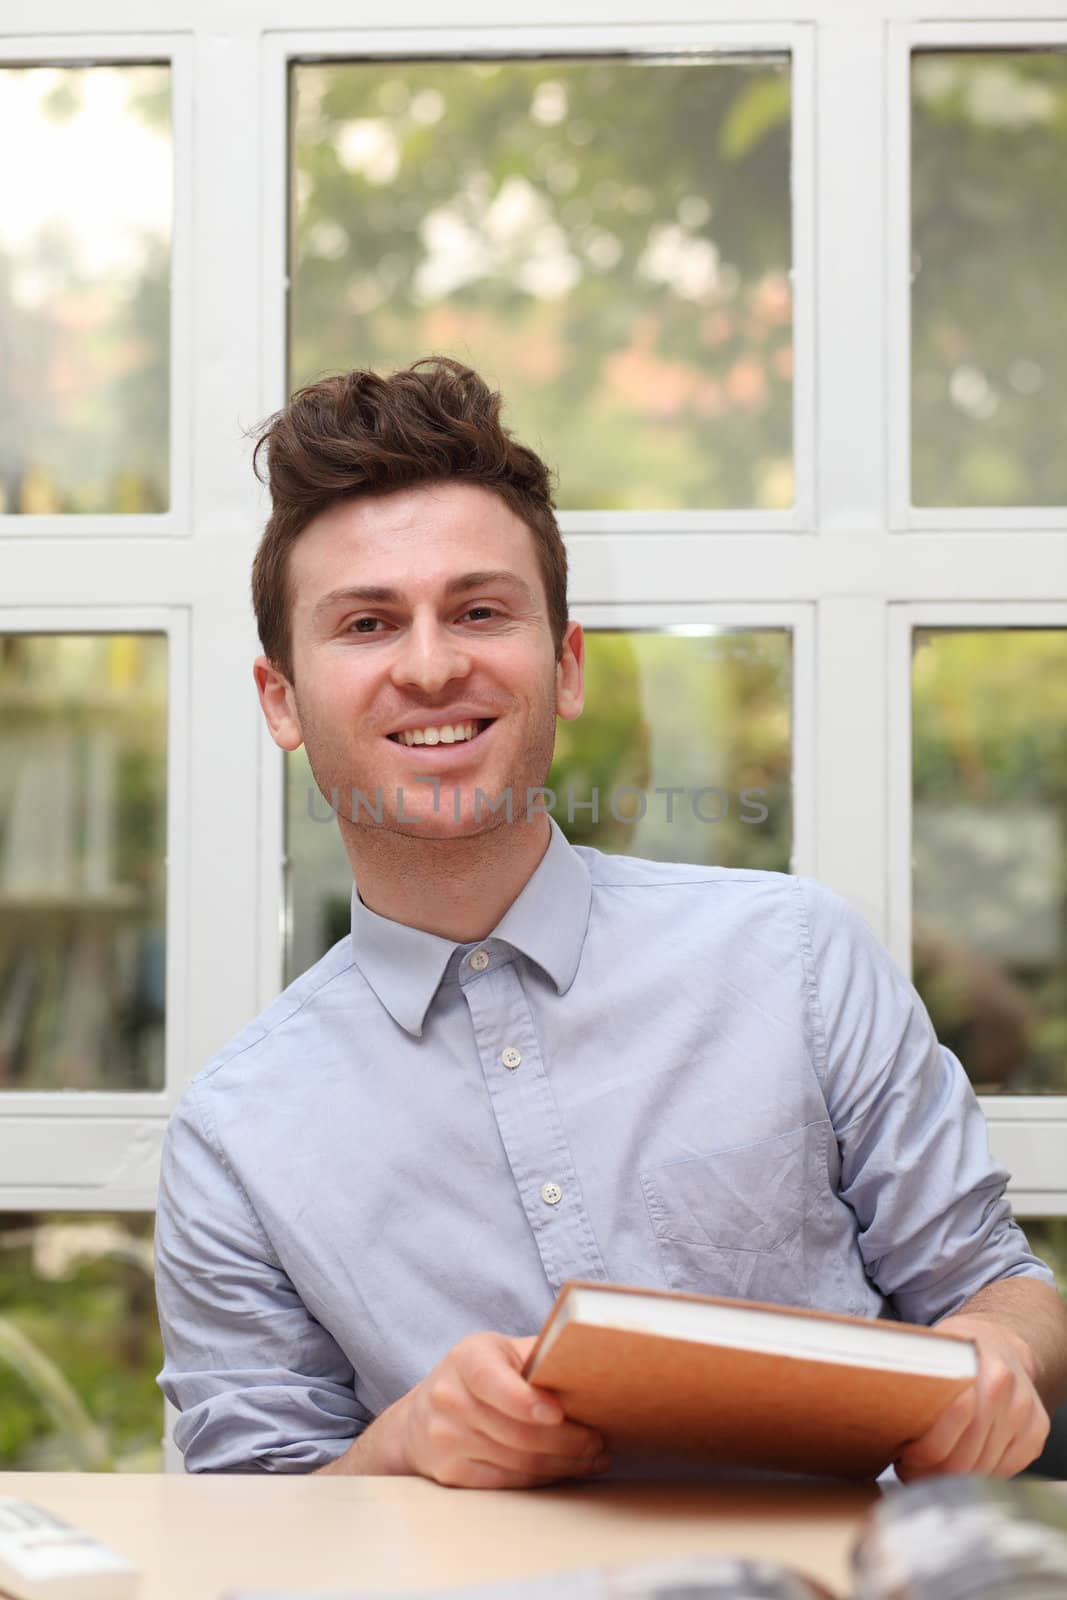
[156,357,1067,1487]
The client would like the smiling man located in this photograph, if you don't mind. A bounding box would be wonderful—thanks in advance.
[155,358,1067,1488]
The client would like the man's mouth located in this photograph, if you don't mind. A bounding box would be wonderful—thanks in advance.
[387,718,495,748]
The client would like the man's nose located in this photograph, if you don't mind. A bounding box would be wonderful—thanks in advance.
[389,617,472,695]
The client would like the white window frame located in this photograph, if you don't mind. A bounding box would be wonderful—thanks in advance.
[0,1,1064,1229]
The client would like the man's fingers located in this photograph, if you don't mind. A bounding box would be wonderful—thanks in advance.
[988,1397,1050,1479]
[457,1335,563,1426]
[462,1390,603,1461]
[896,1386,976,1478]
[469,1438,611,1481]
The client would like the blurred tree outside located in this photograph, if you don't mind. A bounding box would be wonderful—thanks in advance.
[0,1214,162,1470]
[912,631,1067,1094]
[912,51,1067,505]
[547,630,791,868]
[0,66,171,514]
[290,56,794,510]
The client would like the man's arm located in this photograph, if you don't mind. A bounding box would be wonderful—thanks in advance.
[896,1276,1067,1480]
[799,880,1063,1477]
[156,1086,369,1473]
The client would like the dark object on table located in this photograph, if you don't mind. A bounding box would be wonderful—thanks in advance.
[1023,1399,1067,1480]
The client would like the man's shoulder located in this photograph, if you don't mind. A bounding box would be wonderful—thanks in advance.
[185,933,359,1100]
[571,846,869,952]
[575,842,802,901]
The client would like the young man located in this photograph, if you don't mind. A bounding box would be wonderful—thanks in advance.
[156,358,1066,1487]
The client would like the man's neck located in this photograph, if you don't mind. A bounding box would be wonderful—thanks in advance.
[341,816,552,943]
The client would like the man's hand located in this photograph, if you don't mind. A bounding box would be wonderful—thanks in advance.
[895,1314,1050,1481]
[379,1331,610,1489]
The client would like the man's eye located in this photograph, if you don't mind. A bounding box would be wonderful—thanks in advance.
[349,617,384,634]
[463,606,499,622]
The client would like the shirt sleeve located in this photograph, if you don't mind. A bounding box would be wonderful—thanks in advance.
[155,1081,372,1473]
[798,877,1055,1324]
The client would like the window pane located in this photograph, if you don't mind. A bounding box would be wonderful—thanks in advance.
[0,65,171,514]
[549,629,791,864]
[290,57,792,511]
[0,1212,160,1469]
[912,52,1067,507]
[284,628,791,982]
[0,635,167,1090]
[912,630,1067,1093]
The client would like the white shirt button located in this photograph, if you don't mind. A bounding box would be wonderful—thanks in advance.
[541,1181,562,1206]
[469,949,489,971]
[501,1047,522,1070]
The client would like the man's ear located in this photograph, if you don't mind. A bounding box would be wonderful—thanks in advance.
[556,620,585,722]
[253,655,304,752]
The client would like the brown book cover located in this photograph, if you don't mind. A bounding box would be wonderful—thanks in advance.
[522,1281,978,1481]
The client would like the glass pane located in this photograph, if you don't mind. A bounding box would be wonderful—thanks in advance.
[912,51,1067,507]
[549,629,791,863]
[0,635,167,1089]
[912,629,1067,1093]
[290,57,792,511]
[0,65,171,514]
[284,628,791,981]
[0,1212,160,1469]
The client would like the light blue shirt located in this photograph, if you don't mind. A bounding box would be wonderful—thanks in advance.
[155,818,1053,1473]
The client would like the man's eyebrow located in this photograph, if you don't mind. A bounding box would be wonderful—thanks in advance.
[312,571,537,620]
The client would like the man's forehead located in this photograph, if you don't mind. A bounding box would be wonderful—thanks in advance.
[288,484,545,617]
[302,480,522,543]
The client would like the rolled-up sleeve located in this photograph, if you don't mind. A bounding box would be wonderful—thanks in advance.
[799,878,1055,1324]
[155,1082,371,1472]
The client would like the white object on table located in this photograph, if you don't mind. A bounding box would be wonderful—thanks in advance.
[0,1497,139,1600]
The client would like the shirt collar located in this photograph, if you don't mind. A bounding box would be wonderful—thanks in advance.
[348,817,592,1038]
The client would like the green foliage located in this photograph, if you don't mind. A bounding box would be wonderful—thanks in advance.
[290,57,793,511]
[548,630,791,869]
[911,631,1067,1094]
[719,74,791,161]
[0,66,170,514]
[0,1216,162,1472]
[912,53,1067,506]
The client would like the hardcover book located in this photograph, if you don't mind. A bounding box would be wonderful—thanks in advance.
[522,1280,979,1480]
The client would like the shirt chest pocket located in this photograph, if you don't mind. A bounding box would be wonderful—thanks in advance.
[640,1121,830,1307]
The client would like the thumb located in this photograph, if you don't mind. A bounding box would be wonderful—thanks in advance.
[505,1334,539,1367]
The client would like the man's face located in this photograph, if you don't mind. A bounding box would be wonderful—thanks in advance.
[254,482,584,839]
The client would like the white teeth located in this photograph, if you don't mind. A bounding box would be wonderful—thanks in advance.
[395,721,481,747]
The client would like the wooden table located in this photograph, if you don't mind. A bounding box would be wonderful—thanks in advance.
[0,1472,878,1598]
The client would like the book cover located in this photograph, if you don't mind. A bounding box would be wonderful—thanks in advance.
[523,1281,978,1480]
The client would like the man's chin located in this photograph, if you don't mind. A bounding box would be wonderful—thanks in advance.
[387,800,514,841]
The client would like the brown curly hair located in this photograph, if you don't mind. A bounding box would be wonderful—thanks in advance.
[250,357,568,682]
